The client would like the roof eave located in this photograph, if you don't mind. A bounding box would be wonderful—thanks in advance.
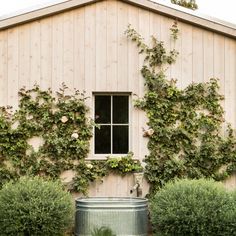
[124,0,236,39]
[0,0,235,39]
[0,0,99,30]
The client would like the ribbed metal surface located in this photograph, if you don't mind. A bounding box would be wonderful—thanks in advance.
[75,197,148,236]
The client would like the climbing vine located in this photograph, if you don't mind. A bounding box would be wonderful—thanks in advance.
[0,85,142,195]
[3,21,235,197]
[72,152,143,193]
[125,23,236,195]
[171,0,198,10]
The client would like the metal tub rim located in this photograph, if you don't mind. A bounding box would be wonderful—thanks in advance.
[76,197,148,209]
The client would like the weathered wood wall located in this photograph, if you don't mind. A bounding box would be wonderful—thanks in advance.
[0,0,236,196]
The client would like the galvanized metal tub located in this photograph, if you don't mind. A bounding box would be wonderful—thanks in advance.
[75,197,148,236]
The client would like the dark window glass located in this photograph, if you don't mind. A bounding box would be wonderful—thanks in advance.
[113,125,129,154]
[95,126,111,154]
[113,96,129,124]
[95,96,111,124]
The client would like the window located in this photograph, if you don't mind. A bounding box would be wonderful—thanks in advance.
[94,94,129,154]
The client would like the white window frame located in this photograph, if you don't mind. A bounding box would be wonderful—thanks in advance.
[92,92,131,159]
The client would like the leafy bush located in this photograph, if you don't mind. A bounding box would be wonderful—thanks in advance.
[0,176,74,236]
[220,190,236,235]
[150,179,236,236]
[106,152,143,175]
[91,226,116,236]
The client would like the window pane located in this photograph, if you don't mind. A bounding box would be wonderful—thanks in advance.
[95,96,111,124]
[113,96,128,124]
[113,125,129,154]
[95,126,111,154]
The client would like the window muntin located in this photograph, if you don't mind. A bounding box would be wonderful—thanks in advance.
[94,95,129,154]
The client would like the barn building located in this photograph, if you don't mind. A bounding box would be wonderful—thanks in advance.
[0,0,236,197]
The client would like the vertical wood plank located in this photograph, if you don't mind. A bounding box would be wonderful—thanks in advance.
[84,4,96,93]
[52,15,63,92]
[160,16,172,79]
[117,1,128,91]
[150,11,161,40]
[230,41,236,129]
[203,30,214,81]
[224,175,236,191]
[18,25,30,89]
[127,5,139,94]
[224,38,236,128]
[128,5,139,159]
[192,27,204,83]
[138,8,149,97]
[74,8,85,90]
[84,4,96,158]
[63,11,74,89]
[181,23,193,88]
[106,0,118,91]
[171,21,182,88]
[0,31,8,106]
[138,8,149,162]
[95,1,107,91]
[213,34,225,94]
[7,28,19,110]
[224,38,230,126]
[116,175,123,197]
[213,34,225,132]
[30,21,41,87]
[40,18,52,90]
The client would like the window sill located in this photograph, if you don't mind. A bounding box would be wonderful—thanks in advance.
[87,154,134,160]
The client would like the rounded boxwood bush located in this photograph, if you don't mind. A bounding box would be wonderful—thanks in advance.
[150,178,234,236]
[220,190,236,235]
[0,176,74,236]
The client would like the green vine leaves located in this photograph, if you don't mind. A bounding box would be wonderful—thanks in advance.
[125,23,179,74]
[2,21,235,197]
[0,85,93,189]
[171,0,198,10]
[125,23,236,195]
[0,87,142,195]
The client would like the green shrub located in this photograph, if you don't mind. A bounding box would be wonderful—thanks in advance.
[220,190,236,235]
[91,226,116,236]
[0,176,74,236]
[150,179,234,236]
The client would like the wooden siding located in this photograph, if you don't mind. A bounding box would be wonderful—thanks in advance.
[1,0,236,39]
[1,1,235,134]
[0,0,236,196]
